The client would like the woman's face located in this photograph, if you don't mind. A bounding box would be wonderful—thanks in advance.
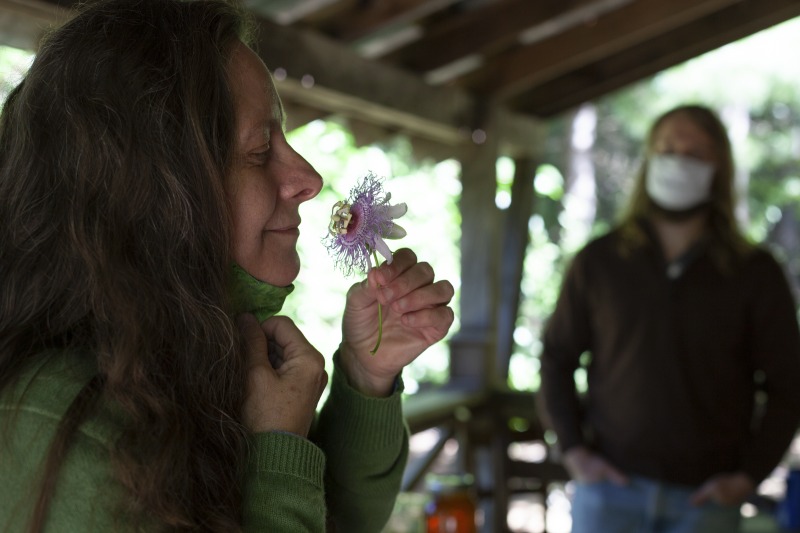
[651,113,717,164]
[226,42,322,286]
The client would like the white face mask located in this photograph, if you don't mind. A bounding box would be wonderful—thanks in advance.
[645,154,715,211]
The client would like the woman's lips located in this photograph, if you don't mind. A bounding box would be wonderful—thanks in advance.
[266,225,300,236]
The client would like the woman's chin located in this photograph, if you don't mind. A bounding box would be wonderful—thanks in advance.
[253,260,300,287]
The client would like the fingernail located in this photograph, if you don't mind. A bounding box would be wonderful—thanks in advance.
[382,287,394,301]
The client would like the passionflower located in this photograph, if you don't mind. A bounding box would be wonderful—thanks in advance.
[325,172,407,276]
[325,173,407,354]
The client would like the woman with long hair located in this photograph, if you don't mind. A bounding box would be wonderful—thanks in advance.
[540,104,800,533]
[0,0,455,530]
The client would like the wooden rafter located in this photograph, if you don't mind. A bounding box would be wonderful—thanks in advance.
[512,0,800,116]
[254,16,543,155]
[254,16,473,145]
[383,0,624,72]
[301,0,460,42]
[458,0,745,99]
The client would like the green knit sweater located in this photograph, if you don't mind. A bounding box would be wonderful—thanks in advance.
[0,350,408,532]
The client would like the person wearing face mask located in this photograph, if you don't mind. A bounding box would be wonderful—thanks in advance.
[0,1,455,531]
[539,104,800,533]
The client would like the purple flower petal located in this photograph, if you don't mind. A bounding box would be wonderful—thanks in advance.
[324,172,407,276]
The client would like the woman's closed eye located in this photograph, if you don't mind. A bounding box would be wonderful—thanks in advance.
[247,144,270,166]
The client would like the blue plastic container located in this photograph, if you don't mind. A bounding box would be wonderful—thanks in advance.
[778,468,800,531]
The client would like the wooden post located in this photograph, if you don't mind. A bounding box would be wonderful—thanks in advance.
[449,107,502,389]
[495,158,538,382]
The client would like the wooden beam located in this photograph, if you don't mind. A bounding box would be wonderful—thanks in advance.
[11,0,543,156]
[21,0,482,146]
[304,0,459,42]
[255,16,475,146]
[257,17,544,155]
[401,425,455,490]
[496,108,546,159]
[384,0,627,72]
[290,0,355,24]
[281,100,329,131]
[460,0,743,99]
[0,0,67,50]
[403,387,488,433]
[274,77,468,146]
[512,0,800,117]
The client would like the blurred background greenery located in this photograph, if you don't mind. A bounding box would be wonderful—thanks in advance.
[2,15,798,396]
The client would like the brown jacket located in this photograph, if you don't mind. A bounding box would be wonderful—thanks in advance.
[541,223,800,486]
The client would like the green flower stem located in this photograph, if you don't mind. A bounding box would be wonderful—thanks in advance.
[370,250,383,355]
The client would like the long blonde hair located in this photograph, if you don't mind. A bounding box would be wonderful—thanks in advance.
[618,104,752,266]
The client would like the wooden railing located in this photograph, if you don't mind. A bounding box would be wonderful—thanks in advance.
[402,387,569,532]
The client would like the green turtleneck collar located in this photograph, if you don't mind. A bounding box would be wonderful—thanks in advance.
[229,263,294,322]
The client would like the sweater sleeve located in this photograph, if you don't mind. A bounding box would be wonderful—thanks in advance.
[740,251,800,483]
[242,431,327,531]
[539,248,594,453]
[311,352,408,533]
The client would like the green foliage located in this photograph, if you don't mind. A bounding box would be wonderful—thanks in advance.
[0,45,33,109]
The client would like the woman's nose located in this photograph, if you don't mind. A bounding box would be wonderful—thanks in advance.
[282,146,323,202]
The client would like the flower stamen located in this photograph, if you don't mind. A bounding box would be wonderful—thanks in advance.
[329,201,352,236]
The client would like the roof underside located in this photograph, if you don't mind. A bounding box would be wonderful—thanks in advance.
[3,0,800,154]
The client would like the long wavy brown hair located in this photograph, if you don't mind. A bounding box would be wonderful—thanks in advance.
[618,104,752,267]
[0,0,256,530]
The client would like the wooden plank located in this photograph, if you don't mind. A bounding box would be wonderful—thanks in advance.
[403,387,488,433]
[275,75,468,147]
[304,0,458,42]
[255,18,476,146]
[281,100,329,131]
[10,0,548,157]
[7,0,478,146]
[460,0,743,98]
[294,0,363,26]
[513,0,800,117]
[496,108,546,160]
[385,0,628,72]
[401,424,456,490]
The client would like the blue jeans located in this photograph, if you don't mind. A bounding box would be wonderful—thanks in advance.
[570,475,741,533]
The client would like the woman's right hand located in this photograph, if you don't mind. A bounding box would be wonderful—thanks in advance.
[238,314,328,437]
[563,446,629,486]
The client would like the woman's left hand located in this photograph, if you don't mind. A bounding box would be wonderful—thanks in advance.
[339,248,455,396]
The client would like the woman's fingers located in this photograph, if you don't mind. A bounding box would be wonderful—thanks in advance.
[240,315,327,436]
[373,248,417,286]
[260,315,307,350]
[260,316,324,369]
[391,279,454,314]
[237,313,271,369]
[400,305,455,336]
